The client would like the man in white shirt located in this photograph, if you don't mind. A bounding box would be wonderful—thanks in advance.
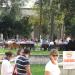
[1,51,13,75]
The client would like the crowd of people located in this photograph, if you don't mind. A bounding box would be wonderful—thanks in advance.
[1,48,61,75]
[1,48,32,75]
[41,35,75,51]
[1,35,75,75]
[0,35,75,51]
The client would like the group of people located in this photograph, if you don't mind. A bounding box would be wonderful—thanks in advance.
[1,48,32,75]
[1,48,61,75]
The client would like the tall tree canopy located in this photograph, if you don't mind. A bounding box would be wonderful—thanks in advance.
[61,0,75,37]
[0,0,32,39]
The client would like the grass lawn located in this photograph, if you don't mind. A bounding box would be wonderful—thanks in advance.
[31,64,45,75]
[0,64,45,75]
[0,48,62,55]
[0,48,49,55]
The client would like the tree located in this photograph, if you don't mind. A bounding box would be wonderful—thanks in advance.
[40,0,61,40]
[0,0,32,39]
[31,0,63,40]
[19,16,32,37]
[61,0,75,37]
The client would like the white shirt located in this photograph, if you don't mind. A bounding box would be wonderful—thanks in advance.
[66,37,71,42]
[1,59,13,75]
[45,60,60,75]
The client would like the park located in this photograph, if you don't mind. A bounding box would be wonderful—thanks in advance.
[0,0,75,75]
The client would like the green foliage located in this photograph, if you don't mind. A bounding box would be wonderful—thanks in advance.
[61,0,75,36]
[41,24,49,36]
[19,17,32,37]
[61,0,75,13]
[0,0,75,39]
[55,12,65,26]
[71,16,75,25]
[0,0,33,39]
[65,22,75,36]
[0,15,32,38]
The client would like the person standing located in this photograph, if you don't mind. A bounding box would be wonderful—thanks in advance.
[45,49,61,75]
[1,51,13,75]
[16,48,32,75]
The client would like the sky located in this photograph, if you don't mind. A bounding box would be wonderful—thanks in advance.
[25,0,37,8]
[2,0,38,8]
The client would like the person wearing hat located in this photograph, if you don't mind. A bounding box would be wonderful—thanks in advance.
[45,49,61,75]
